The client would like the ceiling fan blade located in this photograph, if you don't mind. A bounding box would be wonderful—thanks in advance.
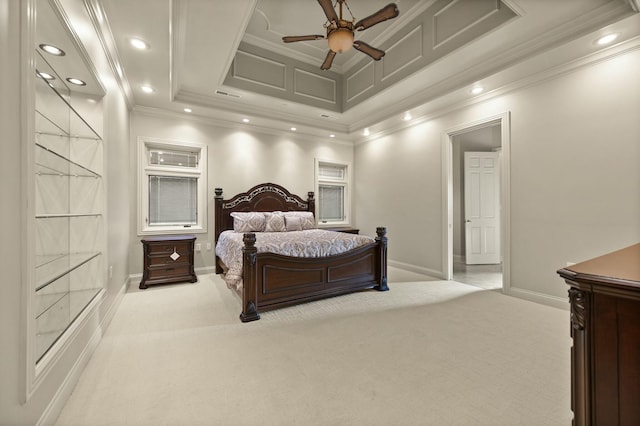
[353,41,385,61]
[283,35,325,43]
[317,0,339,24]
[354,3,399,31]
[320,50,337,70]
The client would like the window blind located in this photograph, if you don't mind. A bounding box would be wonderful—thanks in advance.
[149,176,197,225]
[318,184,344,222]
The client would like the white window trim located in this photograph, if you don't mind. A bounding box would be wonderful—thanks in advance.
[314,158,352,227]
[138,136,207,235]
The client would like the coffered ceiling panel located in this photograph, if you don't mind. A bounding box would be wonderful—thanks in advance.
[97,0,638,140]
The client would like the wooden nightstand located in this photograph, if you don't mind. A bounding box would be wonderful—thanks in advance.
[140,235,197,289]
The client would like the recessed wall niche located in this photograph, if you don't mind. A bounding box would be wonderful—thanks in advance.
[31,0,105,380]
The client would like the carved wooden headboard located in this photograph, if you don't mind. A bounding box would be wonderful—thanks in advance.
[214,182,315,243]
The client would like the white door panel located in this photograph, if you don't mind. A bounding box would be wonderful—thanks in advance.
[465,152,500,264]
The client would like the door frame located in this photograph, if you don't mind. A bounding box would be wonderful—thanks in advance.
[441,112,511,292]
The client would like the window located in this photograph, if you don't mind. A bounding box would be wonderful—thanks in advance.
[315,159,350,226]
[138,137,207,234]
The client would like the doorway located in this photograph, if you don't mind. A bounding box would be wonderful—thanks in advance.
[442,113,511,292]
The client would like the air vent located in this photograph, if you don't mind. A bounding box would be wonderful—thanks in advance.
[320,114,337,120]
[215,90,241,98]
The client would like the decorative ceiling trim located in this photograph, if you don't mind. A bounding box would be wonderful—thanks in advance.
[626,0,640,12]
[381,25,423,82]
[169,0,187,102]
[174,87,350,133]
[84,0,133,108]
[133,104,354,147]
[215,0,258,88]
[293,68,337,104]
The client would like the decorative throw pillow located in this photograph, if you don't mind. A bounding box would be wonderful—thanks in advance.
[284,211,316,230]
[230,212,266,232]
[284,215,303,231]
[264,212,286,232]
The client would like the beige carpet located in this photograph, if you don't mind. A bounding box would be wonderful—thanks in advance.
[55,268,572,425]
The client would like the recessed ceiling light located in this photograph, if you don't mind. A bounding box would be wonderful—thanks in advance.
[37,71,55,80]
[403,111,412,121]
[329,134,335,138]
[183,108,192,113]
[471,86,484,95]
[141,85,155,94]
[242,118,250,123]
[596,33,618,45]
[39,44,65,56]
[129,38,149,50]
[363,128,370,136]
[66,77,86,86]
[290,127,297,132]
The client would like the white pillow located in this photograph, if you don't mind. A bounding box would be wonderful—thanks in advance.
[284,215,303,231]
[230,212,265,232]
[284,211,316,230]
[264,212,286,232]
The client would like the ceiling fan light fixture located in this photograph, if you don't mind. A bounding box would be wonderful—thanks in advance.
[328,28,354,53]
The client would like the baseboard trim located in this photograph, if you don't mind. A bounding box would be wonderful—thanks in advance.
[506,286,569,310]
[195,266,216,276]
[388,259,444,279]
[37,278,128,426]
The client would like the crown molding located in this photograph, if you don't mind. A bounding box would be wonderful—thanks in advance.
[174,87,350,132]
[133,105,353,146]
[85,0,134,109]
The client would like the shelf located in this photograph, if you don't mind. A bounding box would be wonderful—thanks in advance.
[35,62,102,140]
[35,143,101,178]
[35,252,101,291]
[35,288,101,363]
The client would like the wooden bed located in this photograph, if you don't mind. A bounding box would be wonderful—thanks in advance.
[214,183,388,322]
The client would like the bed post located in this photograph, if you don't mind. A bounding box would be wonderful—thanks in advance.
[376,227,389,291]
[214,188,224,274]
[240,233,261,322]
[307,192,315,214]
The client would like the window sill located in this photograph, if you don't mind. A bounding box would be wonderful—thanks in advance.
[138,226,206,237]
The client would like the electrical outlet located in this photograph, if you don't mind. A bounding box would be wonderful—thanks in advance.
[195,243,201,252]
[206,243,211,250]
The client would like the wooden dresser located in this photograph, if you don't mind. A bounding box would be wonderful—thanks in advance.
[557,244,640,426]
[140,235,197,289]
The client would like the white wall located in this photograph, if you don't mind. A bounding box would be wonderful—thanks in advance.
[0,0,131,423]
[355,49,640,302]
[129,111,354,275]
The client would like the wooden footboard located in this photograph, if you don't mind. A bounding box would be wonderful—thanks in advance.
[239,227,388,322]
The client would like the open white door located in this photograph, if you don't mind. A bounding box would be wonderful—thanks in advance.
[464,152,500,264]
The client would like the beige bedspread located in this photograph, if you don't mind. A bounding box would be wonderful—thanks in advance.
[216,229,375,290]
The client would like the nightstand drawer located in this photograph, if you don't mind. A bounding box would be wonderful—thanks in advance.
[147,253,190,266]
[146,241,191,255]
[147,264,193,280]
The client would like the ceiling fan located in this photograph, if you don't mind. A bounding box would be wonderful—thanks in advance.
[282,0,399,70]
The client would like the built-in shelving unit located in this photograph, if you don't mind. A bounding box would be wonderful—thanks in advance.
[33,40,104,364]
